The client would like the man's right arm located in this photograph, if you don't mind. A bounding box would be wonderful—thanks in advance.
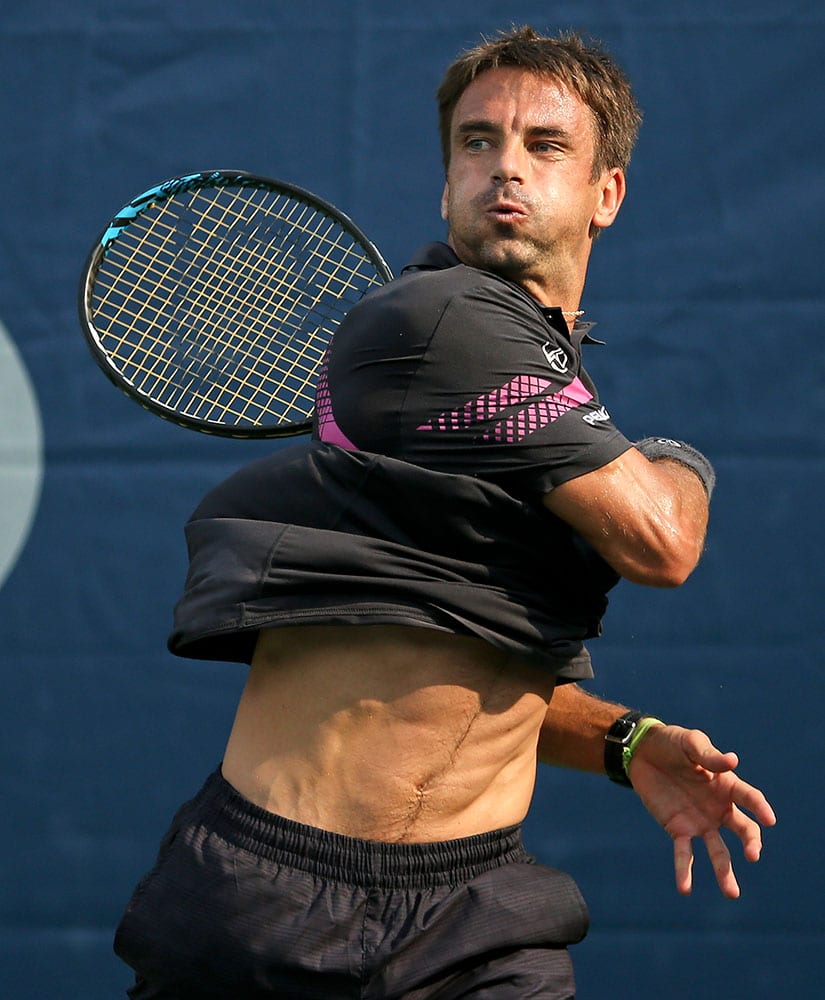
[537,683,777,898]
[542,446,710,587]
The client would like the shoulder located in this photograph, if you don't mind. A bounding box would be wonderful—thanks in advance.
[352,258,545,340]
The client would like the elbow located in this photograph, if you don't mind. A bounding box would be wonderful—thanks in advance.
[646,555,697,589]
[613,536,704,588]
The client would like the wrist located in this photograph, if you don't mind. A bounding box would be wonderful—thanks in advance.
[604,711,666,787]
[634,437,715,498]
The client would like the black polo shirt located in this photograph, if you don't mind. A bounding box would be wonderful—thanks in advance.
[168,243,632,679]
[316,242,628,495]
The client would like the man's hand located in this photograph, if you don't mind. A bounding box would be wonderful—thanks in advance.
[628,724,777,898]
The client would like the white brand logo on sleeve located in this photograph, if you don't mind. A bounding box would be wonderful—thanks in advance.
[582,406,611,426]
[541,342,569,374]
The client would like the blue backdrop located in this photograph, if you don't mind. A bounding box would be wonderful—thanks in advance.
[1,2,822,997]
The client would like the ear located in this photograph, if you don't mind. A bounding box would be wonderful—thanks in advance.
[591,168,626,231]
[440,182,450,222]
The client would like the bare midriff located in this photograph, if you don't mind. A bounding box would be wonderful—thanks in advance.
[221,624,557,843]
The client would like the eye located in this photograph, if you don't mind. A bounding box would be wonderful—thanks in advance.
[465,136,492,152]
[530,133,569,157]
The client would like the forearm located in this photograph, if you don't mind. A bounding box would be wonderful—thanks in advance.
[537,683,630,772]
[543,445,711,588]
[639,455,710,562]
[585,454,709,586]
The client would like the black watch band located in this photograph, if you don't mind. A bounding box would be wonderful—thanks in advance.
[604,710,647,787]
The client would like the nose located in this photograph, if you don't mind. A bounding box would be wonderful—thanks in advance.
[491,139,526,185]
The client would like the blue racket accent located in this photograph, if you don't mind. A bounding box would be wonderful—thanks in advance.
[101,172,213,248]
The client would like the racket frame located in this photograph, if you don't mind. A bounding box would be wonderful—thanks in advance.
[78,169,392,438]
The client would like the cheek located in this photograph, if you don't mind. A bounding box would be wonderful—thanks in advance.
[442,181,468,225]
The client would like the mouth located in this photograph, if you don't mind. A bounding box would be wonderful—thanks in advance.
[485,201,528,223]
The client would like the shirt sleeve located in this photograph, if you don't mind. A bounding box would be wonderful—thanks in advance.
[317,264,632,497]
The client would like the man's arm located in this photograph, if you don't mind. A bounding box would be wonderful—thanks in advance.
[543,447,710,587]
[538,684,777,898]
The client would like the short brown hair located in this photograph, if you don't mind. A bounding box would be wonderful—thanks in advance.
[437,26,642,180]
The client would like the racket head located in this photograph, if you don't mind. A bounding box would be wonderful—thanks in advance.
[78,170,393,438]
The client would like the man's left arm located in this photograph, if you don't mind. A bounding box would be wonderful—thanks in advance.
[537,683,777,898]
[543,447,711,588]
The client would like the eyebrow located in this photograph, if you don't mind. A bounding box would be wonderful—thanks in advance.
[454,118,500,137]
[454,119,574,144]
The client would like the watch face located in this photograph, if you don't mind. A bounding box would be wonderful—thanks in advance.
[605,712,649,787]
[606,711,645,744]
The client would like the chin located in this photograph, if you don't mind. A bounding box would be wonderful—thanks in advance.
[475,244,536,280]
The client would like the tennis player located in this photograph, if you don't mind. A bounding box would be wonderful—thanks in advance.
[114,26,776,999]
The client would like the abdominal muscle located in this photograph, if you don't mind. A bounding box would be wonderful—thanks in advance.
[221,624,557,843]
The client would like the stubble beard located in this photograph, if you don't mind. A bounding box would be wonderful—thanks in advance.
[452,220,557,285]
[447,186,568,284]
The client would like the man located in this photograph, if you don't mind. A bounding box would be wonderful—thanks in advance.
[114,27,776,999]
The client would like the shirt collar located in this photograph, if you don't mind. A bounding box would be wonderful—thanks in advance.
[402,242,605,346]
[402,241,461,272]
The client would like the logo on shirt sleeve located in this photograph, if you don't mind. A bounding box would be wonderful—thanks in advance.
[541,342,570,374]
[582,406,611,426]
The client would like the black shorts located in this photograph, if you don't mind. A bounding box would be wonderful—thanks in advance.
[115,769,589,999]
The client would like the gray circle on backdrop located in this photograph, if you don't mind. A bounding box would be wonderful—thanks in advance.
[0,317,44,589]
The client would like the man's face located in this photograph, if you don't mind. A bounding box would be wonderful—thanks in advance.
[441,67,623,303]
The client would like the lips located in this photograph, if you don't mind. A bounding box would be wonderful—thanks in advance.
[486,199,528,221]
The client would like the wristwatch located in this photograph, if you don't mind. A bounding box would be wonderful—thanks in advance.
[604,710,647,787]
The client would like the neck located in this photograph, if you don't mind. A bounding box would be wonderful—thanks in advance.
[512,271,586,328]
[445,235,589,324]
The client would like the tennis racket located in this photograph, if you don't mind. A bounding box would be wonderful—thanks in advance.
[78,169,393,437]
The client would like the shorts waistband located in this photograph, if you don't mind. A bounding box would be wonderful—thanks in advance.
[192,768,532,889]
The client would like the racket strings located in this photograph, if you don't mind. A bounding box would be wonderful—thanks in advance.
[97,197,352,420]
[90,183,384,428]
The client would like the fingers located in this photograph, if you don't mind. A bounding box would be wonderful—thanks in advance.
[724,790,779,864]
[673,836,694,896]
[676,831,741,899]
[725,807,762,862]
[732,778,778,829]
[686,730,778,828]
[703,830,741,899]
[683,729,739,773]
[676,805,771,899]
